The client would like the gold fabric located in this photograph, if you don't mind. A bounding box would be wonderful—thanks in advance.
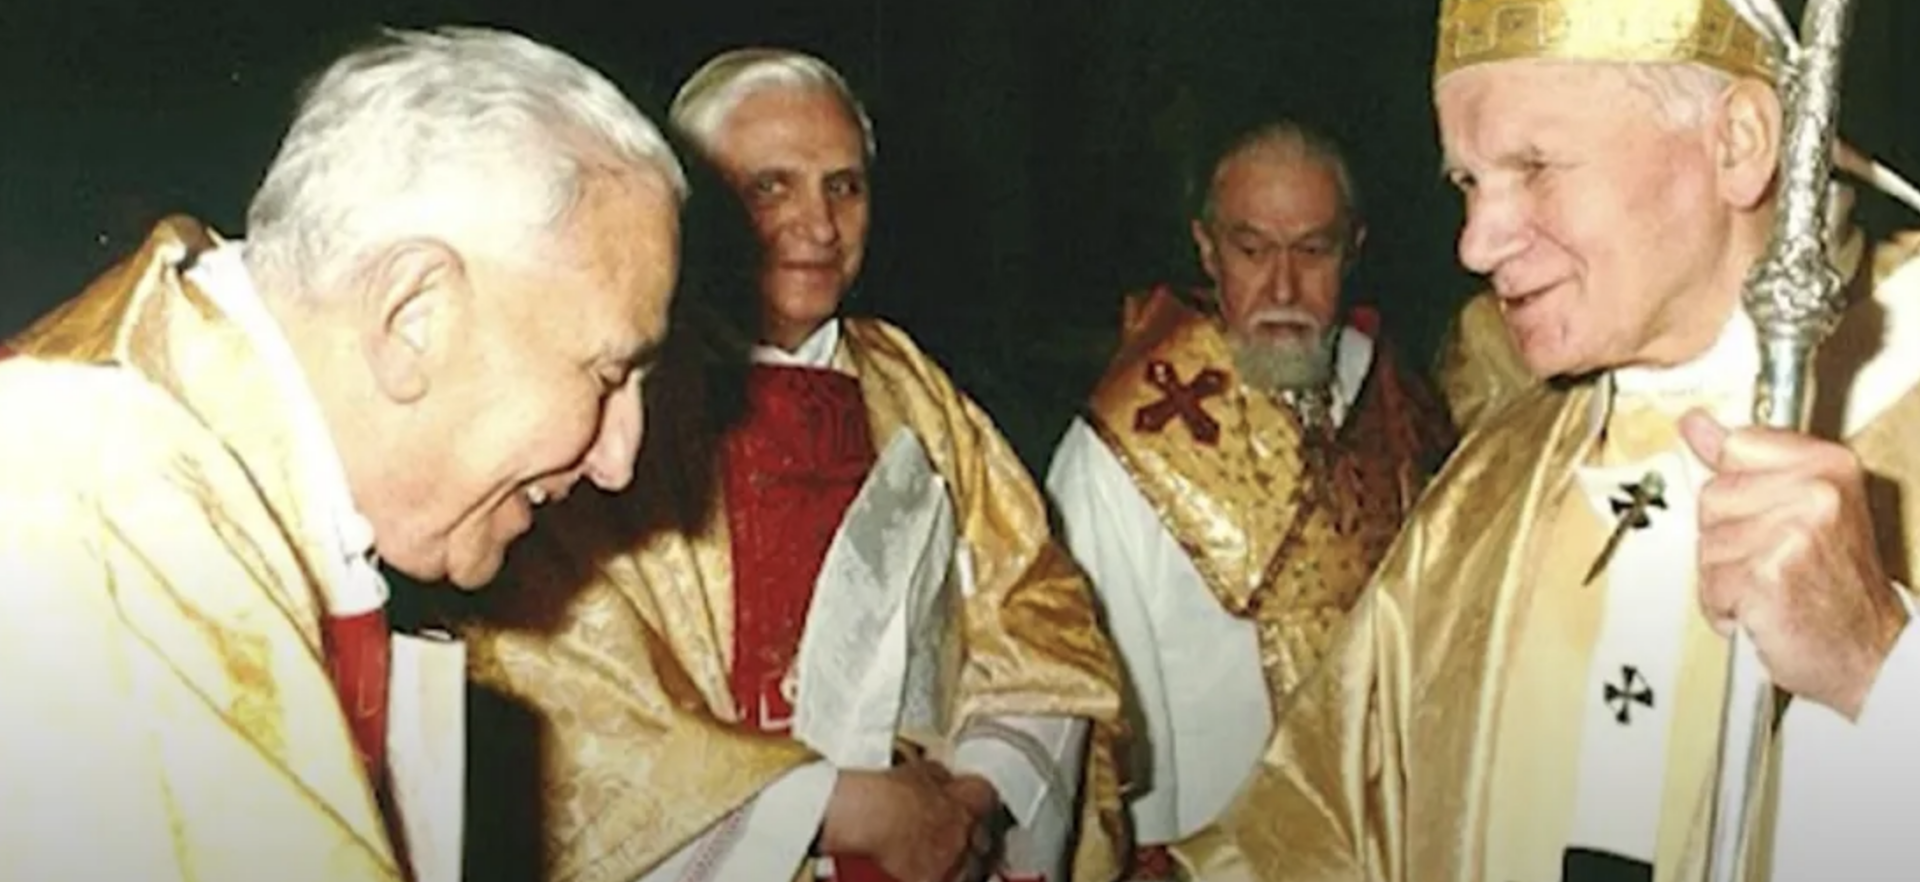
[459,314,1127,882]
[1434,0,1775,81]
[1173,240,1920,881]
[1480,394,1734,882]
[1085,289,1456,704]
[0,218,404,881]
[1433,291,1536,436]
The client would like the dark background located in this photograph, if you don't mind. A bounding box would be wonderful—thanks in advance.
[3,0,1917,468]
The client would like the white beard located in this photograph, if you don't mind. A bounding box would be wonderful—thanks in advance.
[1229,325,1337,395]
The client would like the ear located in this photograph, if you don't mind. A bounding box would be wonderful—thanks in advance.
[358,239,465,404]
[1191,218,1222,283]
[1714,77,1783,211]
[1346,221,1370,274]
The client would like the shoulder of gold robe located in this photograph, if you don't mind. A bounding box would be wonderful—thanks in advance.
[848,316,1134,882]
[1177,381,1596,882]
[1434,290,1536,438]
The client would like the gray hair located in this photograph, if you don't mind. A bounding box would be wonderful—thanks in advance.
[668,48,876,161]
[1199,120,1362,229]
[244,26,688,297]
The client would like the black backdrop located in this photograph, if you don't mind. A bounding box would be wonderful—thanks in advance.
[4,0,1916,467]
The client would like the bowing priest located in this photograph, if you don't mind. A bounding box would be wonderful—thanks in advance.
[1177,1,1920,880]
[1045,119,1455,881]
[0,26,685,882]
[458,47,1126,882]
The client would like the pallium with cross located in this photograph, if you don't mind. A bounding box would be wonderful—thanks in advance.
[1582,471,1668,587]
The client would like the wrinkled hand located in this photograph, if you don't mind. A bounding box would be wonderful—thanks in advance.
[821,759,995,882]
[1680,409,1908,719]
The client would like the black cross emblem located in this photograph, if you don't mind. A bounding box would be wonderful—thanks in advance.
[1603,665,1655,725]
[1582,471,1669,586]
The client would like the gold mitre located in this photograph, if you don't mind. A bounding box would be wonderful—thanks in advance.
[1434,0,1776,82]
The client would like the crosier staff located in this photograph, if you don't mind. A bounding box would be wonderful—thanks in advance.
[1710,0,1861,879]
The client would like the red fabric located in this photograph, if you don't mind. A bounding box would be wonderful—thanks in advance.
[322,608,412,879]
[1134,360,1227,445]
[1348,304,1381,336]
[324,609,392,777]
[720,364,891,882]
[1127,845,1176,880]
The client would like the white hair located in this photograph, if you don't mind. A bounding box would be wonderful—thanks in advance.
[1201,119,1362,227]
[243,25,688,297]
[1617,61,1738,131]
[668,48,876,161]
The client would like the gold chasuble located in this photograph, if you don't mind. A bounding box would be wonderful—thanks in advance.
[1173,227,1920,882]
[0,219,417,881]
[1434,292,1536,436]
[459,317,1125,882]
[1084,289,1456,704]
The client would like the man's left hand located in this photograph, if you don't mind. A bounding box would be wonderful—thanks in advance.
[1680,408,1908,720]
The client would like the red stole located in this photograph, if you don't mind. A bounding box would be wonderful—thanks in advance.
[722,363,892,882]
[323,604,416,879]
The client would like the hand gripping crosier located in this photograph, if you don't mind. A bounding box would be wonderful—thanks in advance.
[1711,1,1860,879]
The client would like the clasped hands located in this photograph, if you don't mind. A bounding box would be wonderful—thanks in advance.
[822,755,1006,882]
[1679,408,1909,719]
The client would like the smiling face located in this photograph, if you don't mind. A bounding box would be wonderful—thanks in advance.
[372,170,679,588]
[706,85,870,351]
[1435,60,1753,378]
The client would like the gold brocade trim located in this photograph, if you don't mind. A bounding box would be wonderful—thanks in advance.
[1434,0,1775,82]
[1085,289,1312,617]
[1086,289,1455,702]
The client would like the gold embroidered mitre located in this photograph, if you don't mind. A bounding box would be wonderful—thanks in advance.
[1434,0,1775,81]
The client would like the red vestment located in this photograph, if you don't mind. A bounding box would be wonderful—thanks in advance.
[722,363,892,882]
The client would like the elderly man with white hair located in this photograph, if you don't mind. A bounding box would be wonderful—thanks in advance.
[0,26,684,882]
[1177,1,1920,880]
[460,46,1125,882]
[1043,118,1455,881]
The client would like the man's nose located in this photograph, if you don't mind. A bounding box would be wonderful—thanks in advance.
[1458,189,1528,276]
[1263,249,1299,305]
[794,189,840,247]
[584,378,643,493]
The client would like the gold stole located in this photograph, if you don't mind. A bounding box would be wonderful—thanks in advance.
[1085,290,1443,704]
[1482,394,1735,882]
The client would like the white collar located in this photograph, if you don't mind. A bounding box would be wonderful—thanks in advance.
[1328,325,1374,425]
[1590,307,1759,438]
[751,319,845,371]
[187,244,386,615]
[1610,307,1759,400]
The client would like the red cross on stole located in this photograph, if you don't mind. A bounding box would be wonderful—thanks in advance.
[1133,359,1228,445]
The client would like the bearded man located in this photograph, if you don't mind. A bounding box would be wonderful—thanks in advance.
[1044,118,1456,882]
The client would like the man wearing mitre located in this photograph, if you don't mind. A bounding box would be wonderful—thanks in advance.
[1173,0,1920,879]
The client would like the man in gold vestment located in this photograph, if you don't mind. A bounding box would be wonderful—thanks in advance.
[1180,2,1920,880]
[0,27,683,882]
[1044,120,1455,881]
[459,48,1125,882]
